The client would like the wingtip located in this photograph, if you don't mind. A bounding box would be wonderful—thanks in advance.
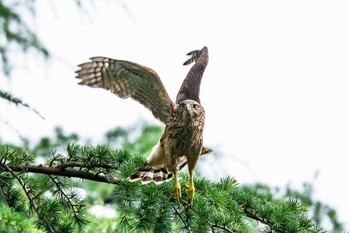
[186,50,198,56]
[183,46,208,66]
[183,59,193,66]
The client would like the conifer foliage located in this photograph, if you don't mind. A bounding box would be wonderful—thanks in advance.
[0,126,326,232]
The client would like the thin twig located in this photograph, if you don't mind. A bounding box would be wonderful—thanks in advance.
[211,223,236,233]
[172,204,189,230]
[49,175,79,219]
[2,164,39,212]
[0,185,11,207]
[244,207,270,226]
[2,163,55,233]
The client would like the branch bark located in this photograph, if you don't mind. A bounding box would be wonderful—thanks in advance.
[10,163,120,184]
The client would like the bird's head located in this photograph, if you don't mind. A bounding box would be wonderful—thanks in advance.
[177,99,205,122]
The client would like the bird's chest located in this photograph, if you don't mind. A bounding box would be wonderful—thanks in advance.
[161,119,203,156]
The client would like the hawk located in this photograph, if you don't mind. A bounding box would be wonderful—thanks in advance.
[75,46,210,206]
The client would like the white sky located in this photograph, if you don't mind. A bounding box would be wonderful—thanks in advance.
[1,0,349,229]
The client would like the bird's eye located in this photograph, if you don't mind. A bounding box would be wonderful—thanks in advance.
[192,104,198,109]
[179,103,185,109]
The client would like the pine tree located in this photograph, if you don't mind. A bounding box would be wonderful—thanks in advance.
[1,125,344,233]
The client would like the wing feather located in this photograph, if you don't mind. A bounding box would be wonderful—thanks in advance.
[75,57,174,123]
[176,46,208,104]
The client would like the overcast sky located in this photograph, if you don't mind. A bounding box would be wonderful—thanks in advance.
[1,0,349,229]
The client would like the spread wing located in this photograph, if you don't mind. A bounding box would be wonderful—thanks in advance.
[75,57,174,124]
[176,46,209,104]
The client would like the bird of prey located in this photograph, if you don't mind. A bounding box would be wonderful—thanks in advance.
[75,46,210,206]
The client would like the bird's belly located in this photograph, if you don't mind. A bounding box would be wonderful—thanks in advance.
[162,125,203,158]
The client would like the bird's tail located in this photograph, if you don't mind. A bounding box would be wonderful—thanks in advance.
[128,146,212,185]
[128,165,173,184]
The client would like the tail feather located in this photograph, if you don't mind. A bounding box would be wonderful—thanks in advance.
[129,165,173,185]
[128,146,212,184]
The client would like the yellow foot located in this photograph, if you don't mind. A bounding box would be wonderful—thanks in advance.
[174,180,182,202]
[185,182,195,206]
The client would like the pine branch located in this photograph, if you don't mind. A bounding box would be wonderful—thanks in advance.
[244,206,271,226]
[10,163,120,184]
[48,175,89,229]
[0,89,44,119]
[211,224,236,233]
[1,144,136,185]
[49,175,79,216]
[1,163,55,233]
[0,145,106,232]
[0,0,49,76]
[172,204,188,229]
[0,144,322,233]
[1,163,40,214]
[57,161,114,170]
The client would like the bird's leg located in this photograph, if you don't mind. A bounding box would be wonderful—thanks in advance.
[173,171,181,202]
[186,155,199,207]
[186,170,195,206]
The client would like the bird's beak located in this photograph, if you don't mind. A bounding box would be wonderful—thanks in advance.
[186,103,195,117]
[181,104,192,120]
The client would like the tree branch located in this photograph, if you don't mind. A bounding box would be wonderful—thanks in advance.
[2,164,39,212]
[172,204,188,229]
[49,175,79,218]
[243,207,270,226]
[2,163,56,233]
[56,161,114,170]
[211,223,236,233]
[10,163,120,185]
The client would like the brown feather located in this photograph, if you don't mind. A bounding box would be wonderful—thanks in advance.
[176,46,209,104]
[75,48,212,193]
[75,57,174,124]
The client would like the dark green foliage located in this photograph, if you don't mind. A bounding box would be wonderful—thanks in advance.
[112,167,319,233]
[1,137,327,233]
[243,183,344,233]
[286,183,343,233]
[113,172,323,233]
[0,173,28,215]
[0,145,89,232]
[0,204,45,233]
[0,125,162,232]
[1,124,347,232]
